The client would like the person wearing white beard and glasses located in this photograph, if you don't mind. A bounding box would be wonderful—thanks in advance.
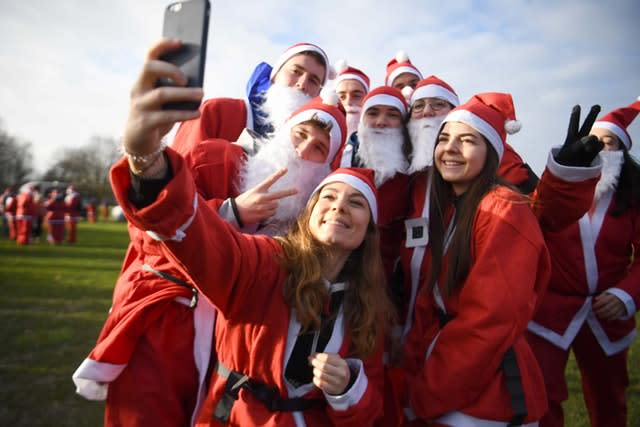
[172,42,335,156]
[404,75,460,175]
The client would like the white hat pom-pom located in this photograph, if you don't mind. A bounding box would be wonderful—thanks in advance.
[320,87,340,106]
[505,119,522,135]
[327,64,337,81]
[637,95,640,102]
[402,85,415,101]
[395,50,409,63]
[334,59,348,73]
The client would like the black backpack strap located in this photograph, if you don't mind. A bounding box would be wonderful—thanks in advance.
[501,347,527,426]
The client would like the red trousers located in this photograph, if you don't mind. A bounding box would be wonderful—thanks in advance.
[525,326,628,427]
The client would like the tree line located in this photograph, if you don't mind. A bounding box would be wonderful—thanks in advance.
[0,118,120,203]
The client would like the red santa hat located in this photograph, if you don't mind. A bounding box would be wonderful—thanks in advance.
[270,42,333,84]
[334,60,370,93]
[385,51,423,87]
[592,97,640,150]
[312,167,378,223]
[407,75,460,108]
[284,89,347,166]
[442,92,522,162]
[361,86,409,118]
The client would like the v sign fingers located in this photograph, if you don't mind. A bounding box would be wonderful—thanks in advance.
[234,168,298,227]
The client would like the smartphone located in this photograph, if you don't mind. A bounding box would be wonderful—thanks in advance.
[157,0,211,110]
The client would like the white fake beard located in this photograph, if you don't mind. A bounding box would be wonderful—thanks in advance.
[406,116,443,174]
[345,105,362,138]
[258,84,312,133]
[356,123,408,187]
[594,150,624,201]
[238,131,330,234]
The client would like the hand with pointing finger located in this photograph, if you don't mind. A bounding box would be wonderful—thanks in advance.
[234,168,298,227]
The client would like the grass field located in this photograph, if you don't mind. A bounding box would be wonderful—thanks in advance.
[0,221,638,426]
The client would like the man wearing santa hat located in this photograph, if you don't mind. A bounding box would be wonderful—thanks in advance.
[338,86,410,283]
[333,60,370,137]
[527,97,640,427]
[385,50,423,92]
[405,75,539,192]
[171,42,334,156]
[73,62,347,427]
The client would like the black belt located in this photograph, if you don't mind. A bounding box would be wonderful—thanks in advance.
[438,308,527,426]
[213,361,324,423]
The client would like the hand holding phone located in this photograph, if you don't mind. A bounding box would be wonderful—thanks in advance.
[157,0,211,110]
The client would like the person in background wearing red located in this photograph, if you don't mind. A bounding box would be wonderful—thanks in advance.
[15,185,36,245]
[45,188,67,245]
[526,98,640,427]
[65,185,81,244]
[2,187,16,239]
[86,199,96,223]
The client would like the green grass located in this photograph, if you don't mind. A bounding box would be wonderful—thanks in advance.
[0,221,638,425]
[0,221,128,426]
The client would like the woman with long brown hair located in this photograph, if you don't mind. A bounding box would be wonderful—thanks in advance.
[402,93,551,426]
[108,38,393,427]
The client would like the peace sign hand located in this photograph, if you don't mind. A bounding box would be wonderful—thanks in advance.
[554,104,604,167]
[233,168,298,227]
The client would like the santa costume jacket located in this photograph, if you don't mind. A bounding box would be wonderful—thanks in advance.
[109,148,385,427]
[528,184,640,356]
[72,140,249,426]
[402,186,551,425]
[400,149,602,341]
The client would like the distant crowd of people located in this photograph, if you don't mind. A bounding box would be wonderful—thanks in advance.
[1,184,112,246]
[69,37,639,427]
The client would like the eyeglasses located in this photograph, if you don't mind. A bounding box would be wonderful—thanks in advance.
[411,99,451,114]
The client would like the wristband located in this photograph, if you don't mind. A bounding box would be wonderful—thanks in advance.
[229,197,245,228]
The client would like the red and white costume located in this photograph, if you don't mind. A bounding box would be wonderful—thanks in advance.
[527,176,640,426]
[72,140,243,426]
[65,188,82,243]
[109,149,385,427]
[45,192,67,244]
[4,192,17,240]
[15,187,36,245]
[401,186,551,425]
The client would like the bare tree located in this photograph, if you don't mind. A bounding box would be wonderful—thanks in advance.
[42,135,120,202]
[0,121,34,190]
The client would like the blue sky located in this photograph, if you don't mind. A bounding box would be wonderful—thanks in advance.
[1,0,638,175]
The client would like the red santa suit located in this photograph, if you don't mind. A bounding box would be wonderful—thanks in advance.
[4,192,17,240]
[401,186,551,425]
[171,98,251,156]
[527,171,640,426]
[109,149,385,427]
[45,192,67,244]
[72,140,247,427]
[15,187,36,245]
[65,188,82,243]
[398,147,601,423]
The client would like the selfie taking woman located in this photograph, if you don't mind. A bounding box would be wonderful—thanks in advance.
[106,39,393,426]
[402,93,551,426]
